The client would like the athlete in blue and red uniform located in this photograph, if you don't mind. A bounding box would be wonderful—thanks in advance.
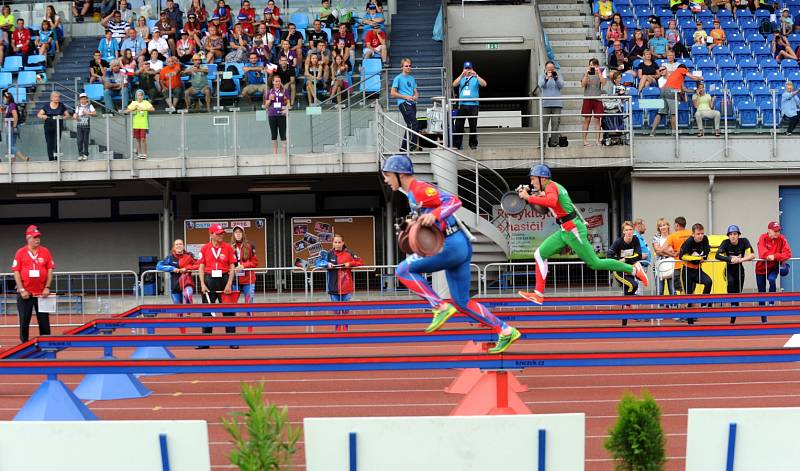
[382,154,521,354]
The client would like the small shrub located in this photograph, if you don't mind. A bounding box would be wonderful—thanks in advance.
[604,390,666,471]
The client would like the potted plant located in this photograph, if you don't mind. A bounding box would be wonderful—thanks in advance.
[604,390,666,471]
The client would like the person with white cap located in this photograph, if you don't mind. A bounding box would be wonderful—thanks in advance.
[715,224,755,321]
[11,225,55,343]
[756,221,793,317]
[230,224,259,309]
[73,92,96,161]
[452,61,486,150]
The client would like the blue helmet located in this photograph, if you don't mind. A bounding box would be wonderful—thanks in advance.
[726,224,741,235]
[382,154,414,174]
[529,164,552,178]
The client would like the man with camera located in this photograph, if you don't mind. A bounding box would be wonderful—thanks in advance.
[452,61,486,150]
[581,58,606,147]
[538,60,565,147]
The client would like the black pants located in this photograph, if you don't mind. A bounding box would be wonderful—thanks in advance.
[614,272,638,326]
[202,274,236,334]
[398,101,418,152]
[680,266,712,323]
[17,295,51,343]
[44,121,60,161]
[76,126,90,156]
[786,114,800,133]
[452,105,479,149]
[269,114,287,141]
[727,264,745,322]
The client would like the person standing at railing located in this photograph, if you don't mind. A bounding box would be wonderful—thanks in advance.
[157,239,199,333]
[608,221,644,326]
[315,234,363,332]
[539,61,565,148]
[780,81,800,136]
[11,225,54,343]
[197,224,237,346]
[37,91,71,162]
[517,164,648,306]
[265,75,289,155]
[231,224,259,313]
[633,218,650,294]
[73,93,96,162]
[652,217,677,298]
[756,221,792,316]
[383,154,521,354]
[125,89,155,159]
[452,61,486,151]
[580,58,606,147]
[678,223,713,322]
[2,90,26,162]
[391,58,419,152]
[715,225,755,321]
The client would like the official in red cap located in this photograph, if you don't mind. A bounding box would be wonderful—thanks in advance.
[196,223,237,347]
[11,225,55,342]
[756,220,793,319]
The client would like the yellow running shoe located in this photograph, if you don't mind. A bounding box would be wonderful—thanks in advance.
[488,327,522,354]
[425,303,458,333]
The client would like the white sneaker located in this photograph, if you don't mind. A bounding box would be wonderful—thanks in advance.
[137,154,147,159]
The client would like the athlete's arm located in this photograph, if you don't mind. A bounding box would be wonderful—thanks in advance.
[526,183,559,208]
[715,241,731,262]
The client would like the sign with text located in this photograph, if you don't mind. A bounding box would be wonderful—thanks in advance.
[492,203,609,260]
[291,216,376,270]
[184,218,267,265]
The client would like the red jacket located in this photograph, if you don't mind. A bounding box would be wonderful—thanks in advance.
[233,240,259,285]
[756,233,792,275]
[316,248,364,295]
[13,28,31,54]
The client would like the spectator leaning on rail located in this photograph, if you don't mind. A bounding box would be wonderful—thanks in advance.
[73,92,96,162]
[452,61,486,151]
[12,225,55,343]
[315,234,364,332]
[391,57,419,152]
[633,218,650,293]
[756,221,793,315]
[538,60,565,147]
[678,223,713,321]
[197,224,237,345]
[715,224,755,321]
[157,238,199,307]
[607,221,644,326]
[781,81,800,135]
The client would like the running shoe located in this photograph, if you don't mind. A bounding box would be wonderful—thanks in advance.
[425,303,457,333]
[488,327,522,354]
[518,290,544,305]
[633,262,649,287]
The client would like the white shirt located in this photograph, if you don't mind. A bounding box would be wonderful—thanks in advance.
[148,37,170,56]
[148,58,164,71]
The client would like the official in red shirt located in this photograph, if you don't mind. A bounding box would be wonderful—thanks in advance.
[11,225,55,343]
[756,220,793,315]
[197,223,237,344]
[12,19,31,57]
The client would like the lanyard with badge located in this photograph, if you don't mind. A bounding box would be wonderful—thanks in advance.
[27,250,41,279]
[461,76,474,98]
[273,90,283,109]
[211,246,224,278]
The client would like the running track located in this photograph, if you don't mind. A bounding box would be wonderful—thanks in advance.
[0,312,799,470]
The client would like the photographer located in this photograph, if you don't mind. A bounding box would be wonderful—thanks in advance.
[538,60,565,147]
[580,58,606,147]
[452,61,486,150]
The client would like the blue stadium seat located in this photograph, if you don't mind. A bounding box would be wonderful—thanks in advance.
[697,9,713,19]
[750,83,772,102]
[618,6,634,17]
[84,83,104,102]
[717,56,738,73]
[289,12,310,29]
[744,70,765,84]
[23,55,46,72]
[739,57,759,71]
[695,56,715,69]
[655,6,671,16]
[787,33,800,46]
[731,44,752,58]
[723,70,744,84]
[15,71,37,88]
[626,85,639,96]
[737,100,759,127]
[702,70,722,82]
[760,57,781,73]
[754,8,771,22]
[655,58,666,67]
[676,8,693,18]
[634,6,652,17]
[0,72,11,89]
[717,8,733,17]
[786,69,800,82]
[621,72,636,86]
[677,101,691,128]
[751,42,772,61]
[678,58,694,68]
[1,56,22,73]
[641,86,661,99]
[760,99,780,127]
[738,17,757,29]
[712,45,732,57]
[765,71,786,89]
[692,44,710,57]
[631,103,645,128]
[679,17,695,31]
[782,58,800,70]
[746,31,768,46]
[729,83,751,98]
[721,18,738,29]
[360,58,382,94]
[8,86,26,103]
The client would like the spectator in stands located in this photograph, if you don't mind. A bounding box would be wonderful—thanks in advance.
[120,28,147,65]
[304,53,327,104]
[310,39,332,67]
[315,234,364,332]
[308,20,329,49]
[664,19,688,57]
[88,51,108,84]
[392,57,419,152]
[716,224,755,318]
[250,36,269,63]
[265,75,288,155]
[319,0,337,27]
[283,23,305,65]
[149,28,171,60]
[645,15,661,39]
[276,55,296,106]
[781,81,800,135]
[213,0,232,30]
[102,10,130,41]
[756,221,792,315]
[183,55,212,112]
[225,23,250,63]
[241,52,267,105]
[135,61,160,104]
[263,10,281,38]
[197,223,236,341]
[606,22,623,47]
[733,0,752,17]
[692,82,721,136]
[710,19,726,49]
[184,13,203,45]
[0,5,13,33]
[627,29,648,60]
[203,24,225,63]
[708,0,732,13]
[188,0,209,29]
[209,15,227,37]
[45,5,62,53]
[608,40,630,72]
[176,30,197,63]
[135,17,151,42]
[581,58,605,146]
[159,56,183,110]
[330,53,350,105]
[539,60,565,147]
[670,0,690,13]
[0,32,6,66]
[156,11,179,56]
[593,0,614,36]
[120,50,137,77]
[333,23,356,66]
[165,0,184,31]
[265,0,282,24]
[664,216,691,295]
[779,7,794,35]
[652,217,676,297]
[12,225,55,343]
[362,3,385,29]
[452,61,486,150]
[157,239,199,311]
[364,24,388,63]
[98,29,119,63]
[693,21,708,47]
[118,0,135,24]
[795,11,800,33]
[650,64,703,136]
[238,1,256,36]
[126,89,154,159]
[2,90,25,162]
[37,91,70,161]
[11,19,31,60]
[773,31,797,62]
[608,221,643,325]
[649,26,668,58]
[101,60,129,112]
[99,0,115,17]
[254,22,275,51]
[71,0,90,23]
[278,39,298,69]
[73,92,95,161]
[679,222,713,316]
[663,50,680,77]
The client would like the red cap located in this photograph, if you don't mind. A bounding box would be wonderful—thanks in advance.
[768,221,782,232]
[208,223,225,235]
[25,225,41,237]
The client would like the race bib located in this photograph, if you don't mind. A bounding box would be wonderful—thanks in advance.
[212,269,223,278]
[28,269,40,278]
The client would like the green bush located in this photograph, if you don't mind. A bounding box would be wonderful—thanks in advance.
[222,381,302,471]
[604,390,666,471]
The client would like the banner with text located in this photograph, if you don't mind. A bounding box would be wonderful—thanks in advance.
[184,218,268,265]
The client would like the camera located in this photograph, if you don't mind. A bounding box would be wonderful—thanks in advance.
[515,184,532,192]
[588,68,596,75]
[551,71,557,78]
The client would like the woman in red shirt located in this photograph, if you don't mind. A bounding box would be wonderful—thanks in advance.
[756,221,792,316]
[315,234,363,331]
[230,224,259,305]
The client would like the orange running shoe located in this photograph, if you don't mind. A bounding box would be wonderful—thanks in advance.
[518,290,544,305]
[633,262,649,287]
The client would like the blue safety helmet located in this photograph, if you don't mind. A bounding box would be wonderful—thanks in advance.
[382,154,414,175]
[726,224,741,235]
[529,164,552,178]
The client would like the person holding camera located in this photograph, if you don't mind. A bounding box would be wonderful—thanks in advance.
[581,58,606,147]
[452,61,486,150]
[539,61,565,147]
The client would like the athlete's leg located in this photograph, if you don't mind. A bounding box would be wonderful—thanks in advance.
[396,235,468,308]
[445,257,509,333]
[532,231,569,294]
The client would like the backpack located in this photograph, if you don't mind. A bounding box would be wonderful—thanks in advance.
[758,18,774,36]
[219,64,237,92]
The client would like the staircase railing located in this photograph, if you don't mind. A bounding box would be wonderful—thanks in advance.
[374,101,509,232]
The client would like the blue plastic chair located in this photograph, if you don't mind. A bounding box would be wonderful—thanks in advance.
[677,101,691,128]
[760,100,780,127]
[729,83,751,99]
[0,72,11,89]
[737,100,759,127]
[782,58,799,70]
[84,83,104,101]
[360,58,382,94]
[754,8,771,22]
[8,86,26,103]
[750,83,772,102]
[786,69,800,82]
[744,70,765,84]
[23,55,46,72]
[642,86,661,99]
[760,57,781,73]
[746,31,766,45]
[717,8,734,17]
[695,56,715,69]
[739,17,757,29]
[692,45,710,57]
[717,56,738,74]
[1,56,22,73]
[634,6,652,18]
[678,58,694,68]
[712,45,732,57]
[739,57,759,71]
[766,71,786,89]
[731,43,752,58]
[15,70,37,88]
[631,102,644,128]
[752,43,772,61]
